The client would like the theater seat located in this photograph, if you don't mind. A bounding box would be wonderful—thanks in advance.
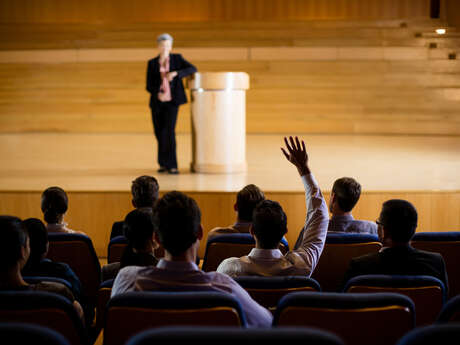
[202,233,289,272]
[104,291,247,345]
[411,232,460,297]
[437,294,460,323]
[23,275,73,292]
[273,291,415,345]
[396,324,460,345]
[107,235,164,264]
[311,233,382,291]
[343,274,446,325]
[0,322,71,345]
[0,291,88,345]
[125,326,345,345]
[234,275,321,311]
[95,279,114,331]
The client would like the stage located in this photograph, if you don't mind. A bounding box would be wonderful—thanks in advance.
[1,133,459,258]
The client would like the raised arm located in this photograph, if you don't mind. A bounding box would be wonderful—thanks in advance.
[281,136,329,276]
[176,54,197,79]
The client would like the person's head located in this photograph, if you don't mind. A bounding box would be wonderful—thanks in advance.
[235,184,265,222]
[124,208,156,251]
[251,200,287,249]
[22,218,48,267]
[131,175,160,208]
[0,215,29,273]
[153,191,202,257]
[41,186,68,224]
[157,33,173,56]
[329,177,362,214]
[377,199,418,245]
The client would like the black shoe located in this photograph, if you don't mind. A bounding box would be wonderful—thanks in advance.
[168,168,179,175]
[157,167,167,173]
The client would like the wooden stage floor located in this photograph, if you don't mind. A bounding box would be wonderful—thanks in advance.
[0,133,459,258]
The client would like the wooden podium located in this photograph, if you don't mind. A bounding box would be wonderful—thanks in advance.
[188,72,249,174]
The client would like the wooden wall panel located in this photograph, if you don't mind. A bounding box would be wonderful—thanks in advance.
[0,0,431,24]
[1,190,459,258]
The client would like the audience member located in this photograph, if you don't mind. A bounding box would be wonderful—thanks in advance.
[21,218,82,300]
[206,184,265,242]
[217,136,329,277]
[0,215,84,320]
[328,177,377,234]
[41,186,85,235]
[342,199,448,290]
[110,175,159,239]
[111,191,272,327]
[102,208,159,281]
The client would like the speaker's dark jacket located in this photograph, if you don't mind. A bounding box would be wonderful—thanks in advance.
[146,53,197,109]
[342,245,449,293]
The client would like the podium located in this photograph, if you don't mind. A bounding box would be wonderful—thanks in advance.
[188,72,249,174]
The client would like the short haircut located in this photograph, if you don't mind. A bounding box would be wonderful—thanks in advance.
[41,186,68,224]
[379,199,418,243]
[131,176,160,208]
[23,218,48,267]
[236,184,265,222]
[154,191,201,256]
[157,33,173,44]
[0,215,27,271]
[252,200,287,249]
[123,208,155,250]
[332,177,362,212]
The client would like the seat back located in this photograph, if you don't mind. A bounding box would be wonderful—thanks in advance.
[311,233,382,291]
[107,235,164,264]
[95,279,114,331]
[47,233,101,306]
[23,276,73,292]
[104,291,246,345]
[0,322,71,345]
[344,274,446,325]
[125,326,345,345]
[0,291,87,345]
[202,233,289,272]
[411,232,460,297]
[273,291,415,345]
[396,324,460,345]
[437,294,460,323]
[235,276,321,311]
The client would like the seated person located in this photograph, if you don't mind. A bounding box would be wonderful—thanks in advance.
[110,175,159,239]
[102,208,160,281]
[216,136,329,278]
[207,184,265,242]
[342,199,448,291]
[41,186,85,235]
[21,217,82,301]
[111,191,272,327]
[0,215,84,320]
[328,177,377,234]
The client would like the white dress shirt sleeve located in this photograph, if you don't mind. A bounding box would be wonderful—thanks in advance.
[111,266,140,297]
[288,173,329,276]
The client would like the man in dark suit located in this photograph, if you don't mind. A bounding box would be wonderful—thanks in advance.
[342,199,448,291]
[146,33,197,174]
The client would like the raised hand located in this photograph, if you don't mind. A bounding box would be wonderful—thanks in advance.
[281,136,311,176]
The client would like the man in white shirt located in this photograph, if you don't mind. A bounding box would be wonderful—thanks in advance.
[217,136,329,277]
[111,189,272,328]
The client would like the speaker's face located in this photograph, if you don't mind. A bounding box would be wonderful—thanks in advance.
[158,40,172,56]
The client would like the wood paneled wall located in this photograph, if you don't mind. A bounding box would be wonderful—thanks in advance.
[0,0,432,24]
[1,190,459,258]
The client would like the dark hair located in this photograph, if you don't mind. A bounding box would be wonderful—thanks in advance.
[131,176,160,208]
[154,191,201,256]
[41,186,68,224]
[236,184,265,222]
[22,218,48,268]
[123,208,155,250]
[332,177,362,212]
[0,215,27,271]
[252,200,287,249]
[379,199,418,243]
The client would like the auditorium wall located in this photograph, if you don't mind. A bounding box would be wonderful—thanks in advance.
[0,0,432,24]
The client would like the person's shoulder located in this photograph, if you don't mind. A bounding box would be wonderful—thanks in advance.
[349,219,378,233]
[33,281,75,302]
[412,247,445,262]
[350,251,381,265]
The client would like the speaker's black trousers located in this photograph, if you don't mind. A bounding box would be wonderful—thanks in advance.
[151,101,179,169]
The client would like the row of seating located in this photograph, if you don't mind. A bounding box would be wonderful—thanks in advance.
[2,289,460,345]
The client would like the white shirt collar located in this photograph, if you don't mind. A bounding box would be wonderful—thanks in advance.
[247,248,284,259]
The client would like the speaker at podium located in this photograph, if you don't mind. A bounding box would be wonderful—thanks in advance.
[188,72,249,174]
